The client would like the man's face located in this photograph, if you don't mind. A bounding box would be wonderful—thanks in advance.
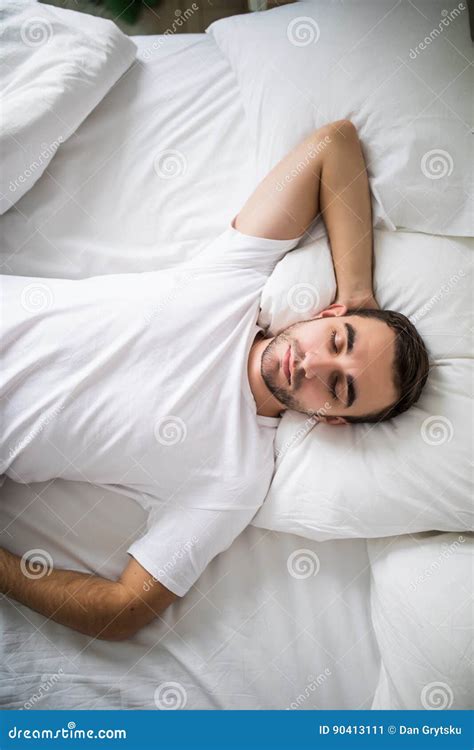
[260,307,398,423]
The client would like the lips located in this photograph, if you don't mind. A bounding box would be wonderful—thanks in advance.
[282,345,291,384]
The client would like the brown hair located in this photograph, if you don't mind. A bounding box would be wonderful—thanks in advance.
[343,308,430,424]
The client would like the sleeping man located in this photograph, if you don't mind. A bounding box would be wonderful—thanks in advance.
[0,120,429,640]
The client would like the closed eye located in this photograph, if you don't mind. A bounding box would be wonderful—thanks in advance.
[329,324,357,408]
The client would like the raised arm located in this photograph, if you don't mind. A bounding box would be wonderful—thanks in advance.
[0,548,177,640]
[233,119,378,309]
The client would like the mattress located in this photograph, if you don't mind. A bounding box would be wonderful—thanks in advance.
[0,33,380,709]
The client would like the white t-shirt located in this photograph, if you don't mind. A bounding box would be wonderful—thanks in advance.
[0,223,301,595]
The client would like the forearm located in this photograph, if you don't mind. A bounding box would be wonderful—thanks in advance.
[0,547,129,640]
[319,121,374,302]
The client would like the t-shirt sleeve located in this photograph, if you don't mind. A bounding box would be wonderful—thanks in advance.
[194,216,304,276]
[126,503,258,597]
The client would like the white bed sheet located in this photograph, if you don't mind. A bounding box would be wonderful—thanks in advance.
[0,34,256,279]
[0,33,380,709]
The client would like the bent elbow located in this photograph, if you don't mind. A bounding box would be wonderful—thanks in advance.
[96,605,170,641]
[101,629,134,642]
[93,578,177,641]
[95,622,138,642]
[91,610,141,642]
[329,118,358,141]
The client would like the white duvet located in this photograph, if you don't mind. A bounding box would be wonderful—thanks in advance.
[0,0,136,214]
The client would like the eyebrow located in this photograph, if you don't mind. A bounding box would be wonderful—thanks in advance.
[345,322,356,353]
[344,323,356,408]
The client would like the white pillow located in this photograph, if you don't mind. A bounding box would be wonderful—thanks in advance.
[251,230,473,539]
[0,0,137,215]
[207,0,472,237]
[368,532,473,709]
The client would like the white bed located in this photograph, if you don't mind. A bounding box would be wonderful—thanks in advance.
[0,32,380,711]
[1,8,472,711]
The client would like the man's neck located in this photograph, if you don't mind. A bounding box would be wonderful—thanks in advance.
[247,332,285,418]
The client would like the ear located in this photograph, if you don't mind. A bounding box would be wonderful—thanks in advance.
[318,415,348,426]
[316,302,348,319]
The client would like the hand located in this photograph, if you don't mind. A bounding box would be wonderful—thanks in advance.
[335,290,380,311]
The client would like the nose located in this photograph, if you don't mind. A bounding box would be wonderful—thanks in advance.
[301,350,335,380]
[301,349,354,380]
